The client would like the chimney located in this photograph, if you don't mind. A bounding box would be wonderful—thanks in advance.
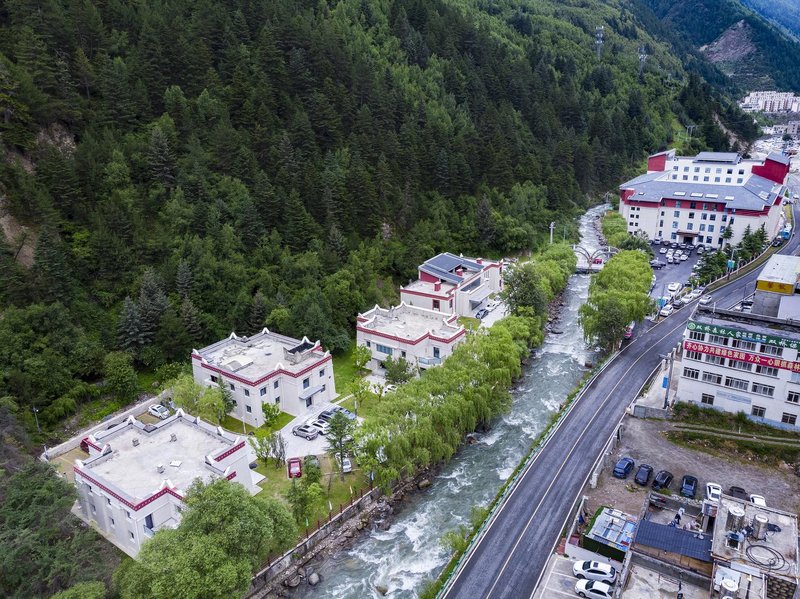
[434,282,441,292]
[456,268,463,276]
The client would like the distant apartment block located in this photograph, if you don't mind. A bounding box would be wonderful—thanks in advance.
[74,411,261,557]
[192,329,336,424]
[770,121,800,137]
[619,150,789,247]
[356,303,466,374]
[400,253,503,317]
[740,91,800,113]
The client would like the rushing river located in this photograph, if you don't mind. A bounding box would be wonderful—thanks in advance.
[302,206,607,598]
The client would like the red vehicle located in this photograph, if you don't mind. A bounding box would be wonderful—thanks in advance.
[287,457,302,479]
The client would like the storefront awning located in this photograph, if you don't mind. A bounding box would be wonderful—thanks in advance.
[468,287,492,307]
[299,385,324,401]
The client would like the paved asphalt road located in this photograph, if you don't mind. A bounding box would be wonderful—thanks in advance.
[442,198,800,599]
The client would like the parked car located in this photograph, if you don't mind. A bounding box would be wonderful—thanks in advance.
[728,486,748,500]
[680,254,689,261]
[486,300,501,311]
[666,255,675,264]
[659,304,674,317]
[772,238,783,247]
[292,424,319,440]
[148,404,170,419]
[698,295,713,306]
[696,245,705,254]
[575,580,613,599]
[672,297,684,308]
[334,406,357,420]
[307,418,330,436]
[612,457,635,479]
[750,494,767,507]
[634,464,653,486]
[572,561,617,584]
[317,409,337,422]
[650,259,665,269]
[680,475,698,498]
[670,242,678,249]
[667,282,682,294]
[705,482,722,502]
[623,322,636,340]
[686,289,703,301]
[652,470,673,491]
[335,454,353,473]
[659,247,668,254]
[475,308,489,320]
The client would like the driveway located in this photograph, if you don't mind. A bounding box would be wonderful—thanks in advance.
[279,403,362,460]
[479,302,508,328]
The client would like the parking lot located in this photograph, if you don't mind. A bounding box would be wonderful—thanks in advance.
[649,241,702,301]
[585,417,800,518]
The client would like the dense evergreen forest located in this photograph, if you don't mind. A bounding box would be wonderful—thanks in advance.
[0,0,758,435]
[741,0,800,39]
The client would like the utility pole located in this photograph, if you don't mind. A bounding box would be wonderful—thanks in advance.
[32,406,41,433]
[549,221,556,244]
[638,46,648,79]
[595,26,604,60]
[685,124,696,140]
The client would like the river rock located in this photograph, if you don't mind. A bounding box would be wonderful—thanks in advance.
[296,567,305,578]
[376,584,389,596]
[308,572,320,586]
[418,478,432,490]
[285,576,302,588]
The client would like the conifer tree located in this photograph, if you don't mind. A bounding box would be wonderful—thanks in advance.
[117,296,145,352]
[180,297,203,343]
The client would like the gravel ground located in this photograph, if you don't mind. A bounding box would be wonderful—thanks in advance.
[584,416,800,516]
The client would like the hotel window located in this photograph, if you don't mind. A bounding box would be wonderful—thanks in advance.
[728,359,751,372]
[724,376,748,391]
[716,168,721,174]
[702,372,722,384]
[692,176,698,181]
[676,201,682,208]
[319,368,325,377]
[682,175,688,180]
[701,213,707,220]
[274,396,280,404]
[229,383,235,391]
[726,168,733,175]
[246,405,252,413]
[736,178,743,184]
[782,413,797,426]
[303,377,310,389]
[274,380,279,389]
[714,177,720,182]
[760,345,782,357]
[682,367,699,380]
[751,405,766,418]
[126,510,131,520]
[689,331,705,341]
[730,339,756,351]
[751,383,775,397]
[673,211,680,217]
[687,223,693,230]
[725,178,731,183]
[401,350,407,358]
[708,225,714,232]
[366,341,371,348]
[433,300,440,310]
[244,389,250,396]
[710,214,716,221]
[738,169,745,175]
[659,220,664,227]
[260,387,266,396]
[755,365,779,377]
[703,176,709,182]
[721,214,727,222]
[130,532,135,541]
[688,212,695,219]
[708,335,729,346]
[685,350,703,361]
[699,224,706,232]
[683,166,689,172]
[787,392,800,404]
[701,393,714,405]
[210,375,218,383]
[693,168,699,173]
[672,222,678,229]
[705,355,725,366]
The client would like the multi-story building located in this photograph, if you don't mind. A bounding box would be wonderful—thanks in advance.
[74,411,261,557]
[740,91,800,113]
[675,255,800,430]
[356,303,466,374]
[399,253,503,317]
[619,150,789,246]
[192,329,336,424]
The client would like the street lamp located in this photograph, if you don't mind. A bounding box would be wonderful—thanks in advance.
[32,406,41,433]
[659,352,675,409]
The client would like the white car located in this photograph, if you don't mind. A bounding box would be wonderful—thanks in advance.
[572,560,617,584]
[307,418,330,436]
[148,404,170,419]
[750,494,767,507]
[486,300,500,311]
[335,454,353,473]
[667,282,682,294]
[680,254,689,261]
[698,295,713,306]
[686,289,702,301]
[706,482,722,502]
[575,579,613,599]
[659,304,674,317]
[659,247,668,254]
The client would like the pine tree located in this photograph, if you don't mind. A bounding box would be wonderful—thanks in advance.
[175,261,193,298]
[117,296,145,352]
[137,268,169,344]
[245,291,268,335]
[32,227,71,302]
[180,297,203,343]
[147,126,176,188]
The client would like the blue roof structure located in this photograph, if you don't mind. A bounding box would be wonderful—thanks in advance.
[693,152,741,164]
[419,253,484,284]
[767,152,791,166]
[618,175,779,211]
[634,520,712,562]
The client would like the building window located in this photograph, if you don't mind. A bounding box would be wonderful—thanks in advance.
[245,405,252,413]
[701,393,714,406]
[685,350,703,361]
[401,350,407,358]
[274,396,280,405]
[751,383,775,397]
[738,169,744,175]
[725,177,731,183]
[728,359,752,372]
[701,213,707,220]
[702,372,722,385]
[130,531,135,541]
[788,391,800,404]
[659,220,664,227]
[688,212,695,219]
[736,178,743,184]
[260,387,266,396]
[710,214,716,221]
[376,344,393,355]
[673,211,680,217]
[752,406,766,418]
[682,367,699,380]
[724,376,748,390]
[703,176,709,182]
[244,389,250,397]
[90,504,96,514]
[319,369,326,378]
[321,384,326,392]
[126,510,131,520]
[107,497,111,505]
[229,383,235,391]
[689,331,705,341]
[303,378,310,389]
[683,166,689,172]
[705,355,725,366]
[232,400,237,407]
[110,517,115,527]
[760,345,782,356]
[274,380,279,389]
[781,413,797,426]
[699,224,706,232]
[687,223,693,231]
[707,225,714,233]
[433,347,441,359]
[755,365,779,377]
[433,300,440,310]
[210,375,218,383]
[714,177,720,182]
[708,335,729,346]
[730,339,756,351]
[692,176,698,181]
[366,340,371,348]
[726,169,733,175]
[672,222,678,229]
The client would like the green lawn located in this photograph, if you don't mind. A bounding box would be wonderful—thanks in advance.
[137,369,160,394]
[339,393,383,421]
[458,316,480,331]
[332,341,358,395]
[219,411,294,435]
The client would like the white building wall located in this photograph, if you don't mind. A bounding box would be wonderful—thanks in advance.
[665,159,755,185]
[356,329,461,373]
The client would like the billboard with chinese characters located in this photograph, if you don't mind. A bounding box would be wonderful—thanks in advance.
[687,320,800,351]
[683,340,800,373]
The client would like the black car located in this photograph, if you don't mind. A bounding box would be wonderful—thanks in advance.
[475,308,489,320]
[612,457,635,479]
[680,475,698,498]
[772,238,783,247]
[317,409,337,423]
[728,485,748,500]
[652,470,673,491]
[634,464,653,486]
[650,260,665,270]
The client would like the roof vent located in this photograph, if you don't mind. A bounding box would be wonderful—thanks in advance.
[170,433,177,442]
[132,438,140,447]
[157,464,165,474]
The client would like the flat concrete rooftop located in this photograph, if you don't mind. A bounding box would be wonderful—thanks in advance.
[358,304,463,341]
[402,278,456,295]
[85,419,230,499]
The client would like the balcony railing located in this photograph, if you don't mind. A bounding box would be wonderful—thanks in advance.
[418,356,442,366]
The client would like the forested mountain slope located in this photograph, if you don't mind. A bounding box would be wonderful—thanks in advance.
[643,0,800,90]
[741,0,800,40]
[0,0,755,434]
